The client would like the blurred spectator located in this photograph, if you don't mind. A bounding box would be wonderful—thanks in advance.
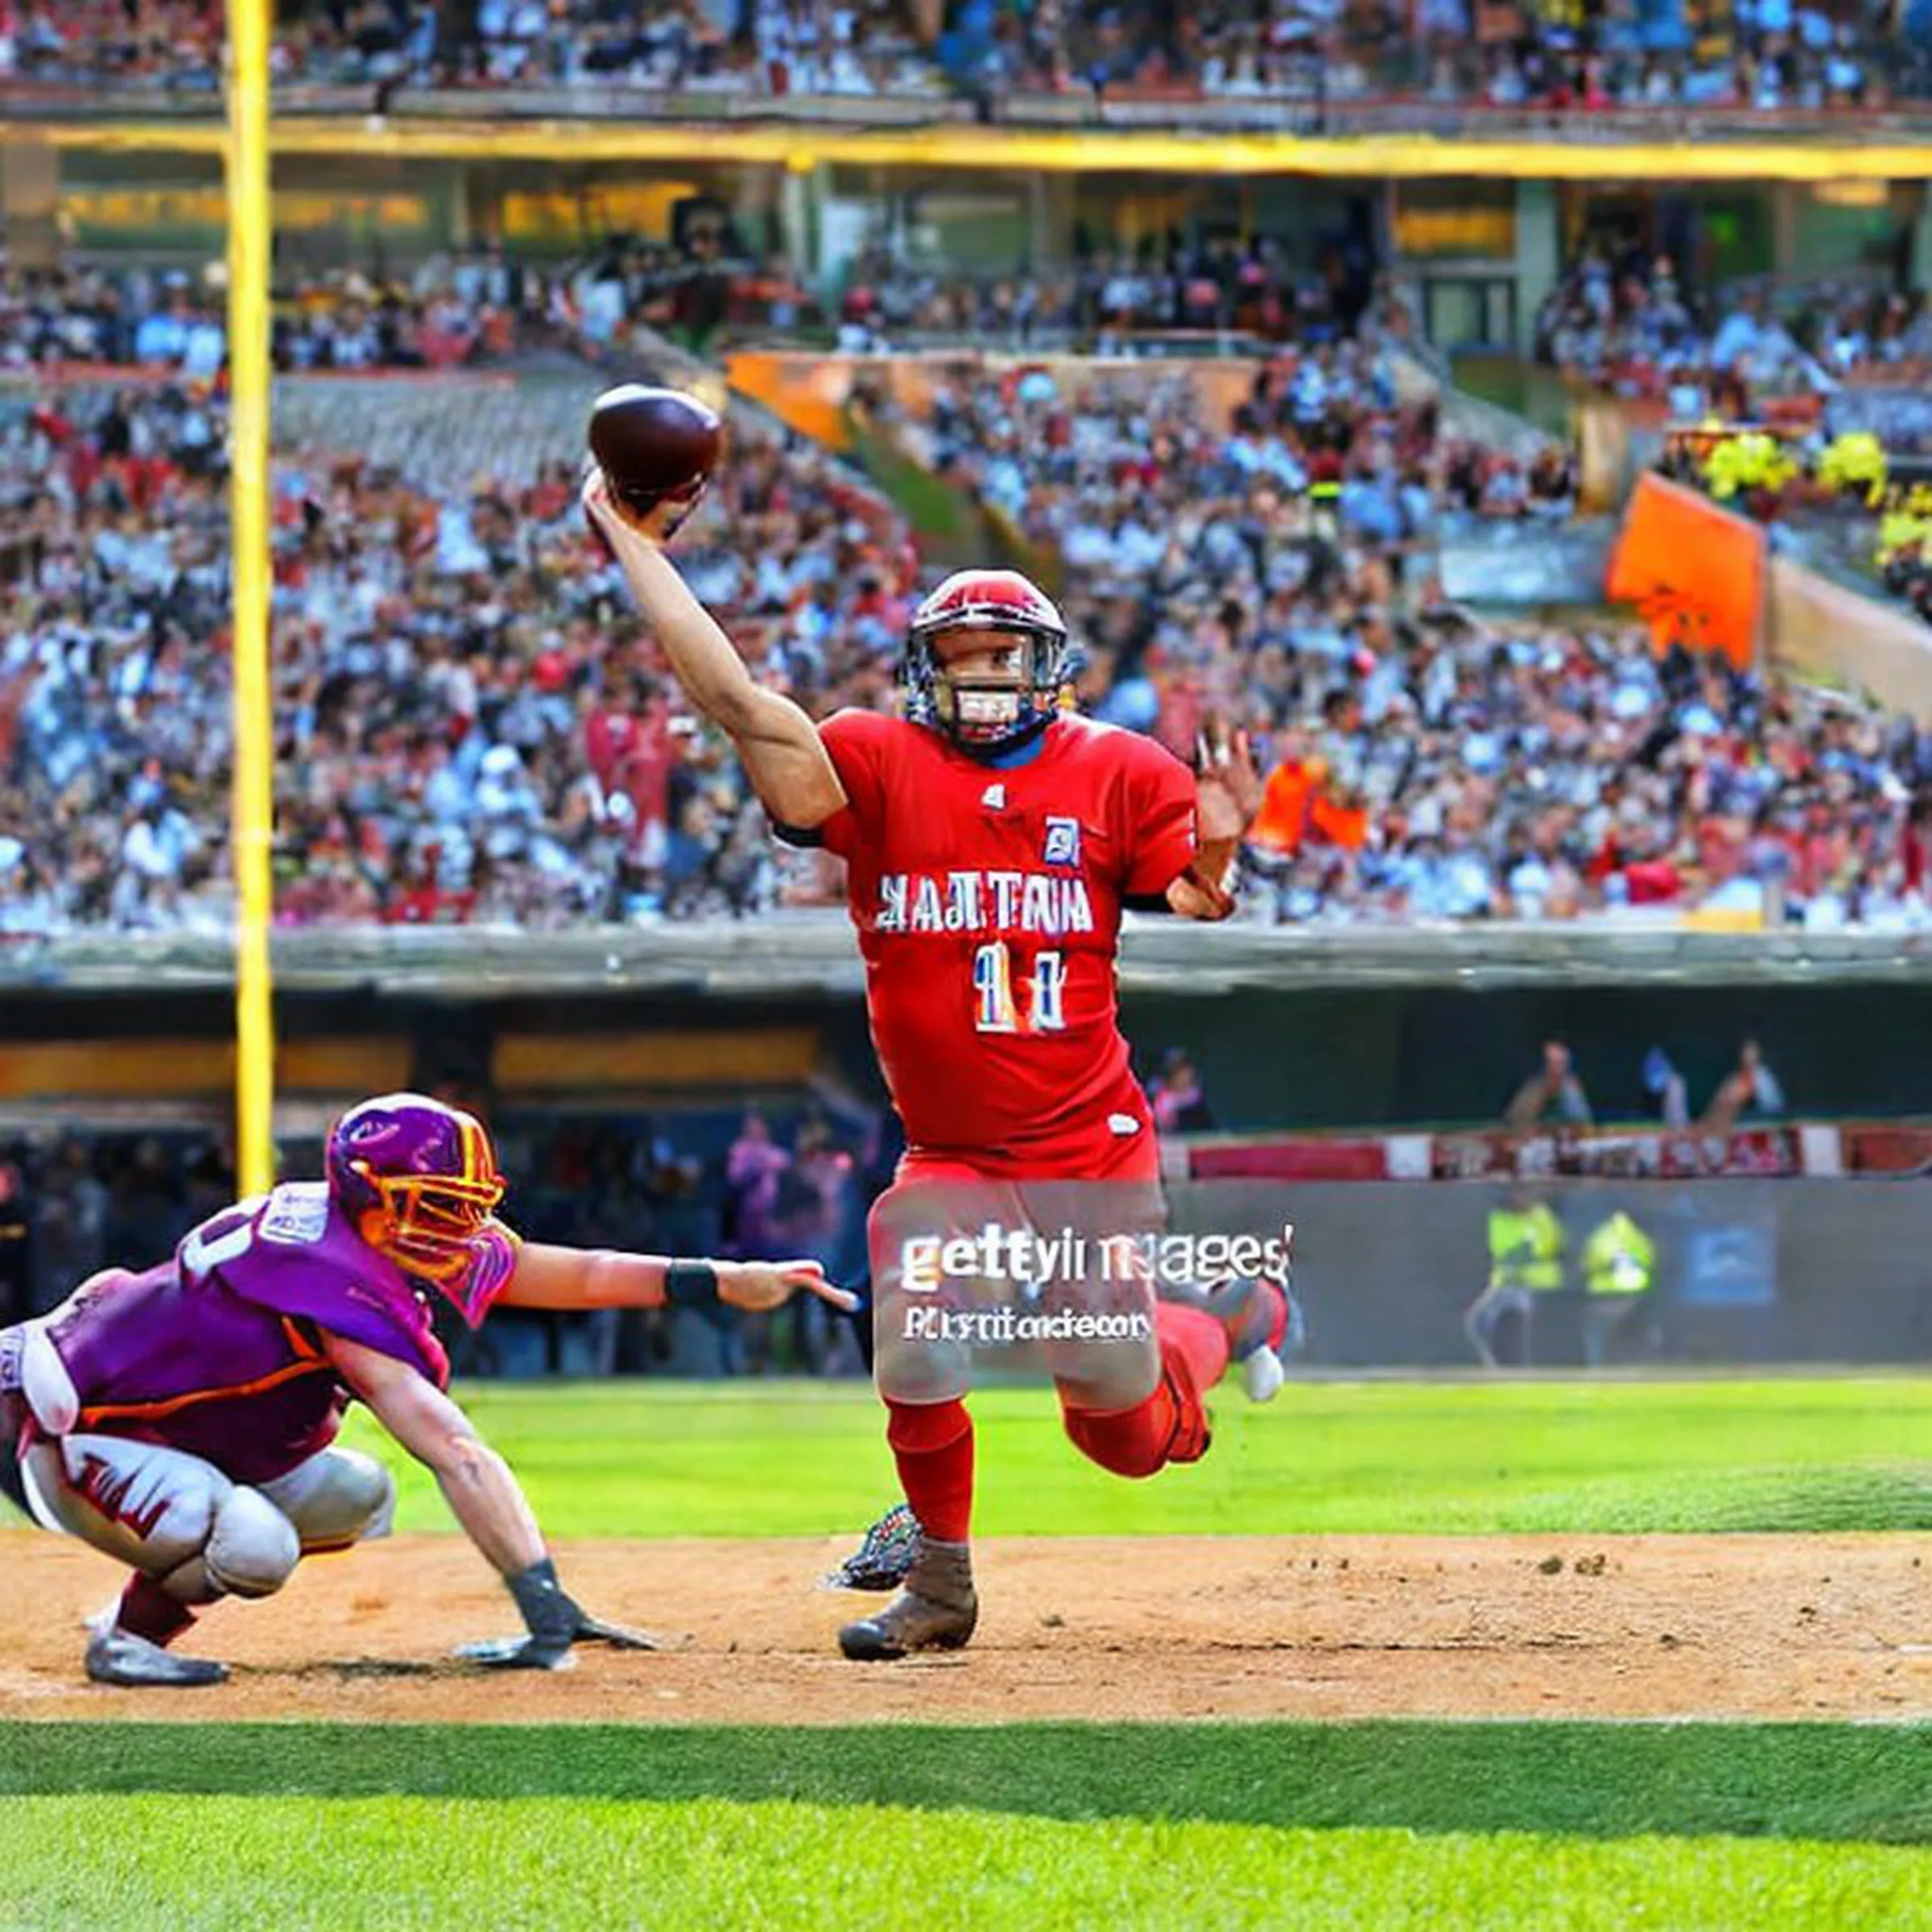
[774,1113,859,1373]
[0,1155,30,1325]
[1538,250,1932,411]
[1641,1046,1691,1129]
[1504,1038,1594,1132]
[29,1137,111,1312]
[1698,1036,1786,1133]
[1149,1046,1216,1132]
[1468,1181,1566,1368]
[724,1108,791,1259]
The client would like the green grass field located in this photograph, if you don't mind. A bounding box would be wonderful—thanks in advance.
[341,1375,1932,1539]
[7,1377,1932,1930]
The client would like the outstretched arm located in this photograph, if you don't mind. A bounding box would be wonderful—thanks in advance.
[324,1334,543,1576]
[584,472,847,830]
[497,1241,857,1315]
[324,1334,656,1668]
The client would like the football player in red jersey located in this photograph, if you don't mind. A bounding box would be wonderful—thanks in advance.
[586,474,1290,1659]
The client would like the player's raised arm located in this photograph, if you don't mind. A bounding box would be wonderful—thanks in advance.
[324,1333,653,1668]
[583,471,847,831]
[497,1238,857,1315]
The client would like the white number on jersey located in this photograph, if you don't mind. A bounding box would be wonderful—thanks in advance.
[972,943,1066,1035]
[180,1199,265,1283]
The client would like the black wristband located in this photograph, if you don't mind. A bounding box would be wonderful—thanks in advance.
[665,1261,719,1310]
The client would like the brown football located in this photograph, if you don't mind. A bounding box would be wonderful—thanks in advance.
[588,384,723,516]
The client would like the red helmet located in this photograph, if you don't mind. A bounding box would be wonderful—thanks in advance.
[904,568,1068,753]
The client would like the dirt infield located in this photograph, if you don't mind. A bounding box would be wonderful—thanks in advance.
[2,1530,1929,1724]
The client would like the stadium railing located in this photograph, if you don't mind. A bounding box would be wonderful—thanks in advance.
[8,81,1932,135]
[5,919,1931,997]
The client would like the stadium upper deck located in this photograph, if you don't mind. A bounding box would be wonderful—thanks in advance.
[4,0,1930,134]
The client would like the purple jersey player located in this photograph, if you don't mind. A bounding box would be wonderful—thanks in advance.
[0,1092,852,1687]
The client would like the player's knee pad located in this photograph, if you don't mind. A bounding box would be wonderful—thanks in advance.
[264,1448,394,1551]
[203,1486,300,1600]
[30,1435,226,1572]
[885,1395,972,1456]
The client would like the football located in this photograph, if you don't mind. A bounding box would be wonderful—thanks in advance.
[588,384,723,518]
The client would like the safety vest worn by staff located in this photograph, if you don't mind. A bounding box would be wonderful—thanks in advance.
[1487,1203,1565,1293]
[1582,1211,1655,1297]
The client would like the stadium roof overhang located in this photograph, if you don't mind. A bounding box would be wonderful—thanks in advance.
[7,117,1932,183]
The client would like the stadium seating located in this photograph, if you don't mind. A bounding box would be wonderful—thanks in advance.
[5,250,1930,935]
[5,0,1928,114]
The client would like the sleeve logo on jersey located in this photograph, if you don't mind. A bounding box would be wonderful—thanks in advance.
[1042,816,1083,867]
[260,1186,331,1247]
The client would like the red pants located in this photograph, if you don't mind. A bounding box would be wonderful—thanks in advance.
[867,1135,1227,1541]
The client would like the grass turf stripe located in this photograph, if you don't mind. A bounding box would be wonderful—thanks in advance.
[6,1796,1932,1932]
[4,1721,1930,1843]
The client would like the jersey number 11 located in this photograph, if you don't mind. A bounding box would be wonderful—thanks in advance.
[973,942,1066,1034]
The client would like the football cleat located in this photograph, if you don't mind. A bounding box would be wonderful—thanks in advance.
[838,1538,977,1661]
[85,1625,229,1688]
[1200,1276,1300,1405]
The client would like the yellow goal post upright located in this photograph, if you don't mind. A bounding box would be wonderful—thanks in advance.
[225,0,275,1197]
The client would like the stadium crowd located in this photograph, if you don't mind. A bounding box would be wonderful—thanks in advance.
[891,355,1932,926]
[0,369,919,932]
[1534,244,1932,407]
[6,0,1928,105]
[6,254,1932,935]
[0,248,781,375]
[831,237,1378,351]
[0,237,1377,374]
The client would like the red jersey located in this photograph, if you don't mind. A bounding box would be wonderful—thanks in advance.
[814,710,1198,1172]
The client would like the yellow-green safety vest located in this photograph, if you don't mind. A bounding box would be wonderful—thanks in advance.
[1487,1204,1564,1293]
[1583,1211,1655,1297]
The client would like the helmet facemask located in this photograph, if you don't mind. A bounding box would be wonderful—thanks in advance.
[351,1164,506,1286]
[328,1099,508,1296]
[908,618,1066,753]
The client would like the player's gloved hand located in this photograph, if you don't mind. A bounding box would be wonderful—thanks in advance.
[456,1558,660,1670]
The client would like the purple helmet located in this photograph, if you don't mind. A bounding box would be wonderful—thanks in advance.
[326,1093,506,1303]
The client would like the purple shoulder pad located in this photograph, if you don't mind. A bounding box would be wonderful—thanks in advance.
[214,1187,451,1389]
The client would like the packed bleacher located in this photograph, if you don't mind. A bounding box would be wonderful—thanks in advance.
[0,366,919,933]
[6,0,1930,108]
[0,251,781,375]
[6,243,1932,935]
[1534,245,1932,407]
[830,239,1360,352]
[2,245,1373,372]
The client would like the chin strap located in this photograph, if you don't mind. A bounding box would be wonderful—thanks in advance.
[953,707,1055,762]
